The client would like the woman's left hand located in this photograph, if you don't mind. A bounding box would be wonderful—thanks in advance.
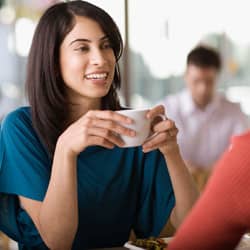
[142,105,179,156]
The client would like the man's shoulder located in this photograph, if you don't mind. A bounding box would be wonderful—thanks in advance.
[217,95,249,131]
[218,95,243,113]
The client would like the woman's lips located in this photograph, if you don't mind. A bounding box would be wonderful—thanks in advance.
[85,72,108,80]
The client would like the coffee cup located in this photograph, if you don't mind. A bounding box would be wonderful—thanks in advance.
[116,108,154,147]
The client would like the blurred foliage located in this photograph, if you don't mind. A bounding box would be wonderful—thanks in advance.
[0,0,5,8]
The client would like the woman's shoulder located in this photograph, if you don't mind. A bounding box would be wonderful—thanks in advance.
[1,106,48,158]
[1,106,31,128]
[1,106,33,138]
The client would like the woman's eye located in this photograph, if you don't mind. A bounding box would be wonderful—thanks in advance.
[102,43,112,49]
[75,46,88,52]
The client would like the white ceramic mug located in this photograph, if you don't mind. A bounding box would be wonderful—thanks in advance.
[116,108,155,147]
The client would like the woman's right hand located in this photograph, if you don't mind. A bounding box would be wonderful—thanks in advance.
[56,110,136,157]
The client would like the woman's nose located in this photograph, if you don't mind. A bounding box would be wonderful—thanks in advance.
[90,49,106,65]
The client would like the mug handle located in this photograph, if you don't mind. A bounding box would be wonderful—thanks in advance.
[145,114,167,141]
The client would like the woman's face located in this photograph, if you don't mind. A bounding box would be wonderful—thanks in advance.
[59,16,116,105]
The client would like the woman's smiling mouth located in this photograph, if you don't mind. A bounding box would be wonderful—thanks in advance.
[85,72,108,80]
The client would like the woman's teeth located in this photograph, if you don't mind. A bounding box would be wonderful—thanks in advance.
[85,73,107,79]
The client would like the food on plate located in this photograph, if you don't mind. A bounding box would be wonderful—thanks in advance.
[130,236,168,250]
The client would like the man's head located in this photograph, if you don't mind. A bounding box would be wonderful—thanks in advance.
[185,45,221,109]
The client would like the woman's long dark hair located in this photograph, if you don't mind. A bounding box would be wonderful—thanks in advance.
[26,1,123,157]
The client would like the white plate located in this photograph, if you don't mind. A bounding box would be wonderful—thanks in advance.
[236,234,250,250]
[124,242,145,250]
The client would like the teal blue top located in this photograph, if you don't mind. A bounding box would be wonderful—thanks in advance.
[0,107,175,250]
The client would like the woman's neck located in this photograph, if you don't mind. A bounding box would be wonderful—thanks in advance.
[69,99,101,123]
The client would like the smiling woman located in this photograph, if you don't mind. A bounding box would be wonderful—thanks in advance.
[59,16,116,105]
[0,1,197,250]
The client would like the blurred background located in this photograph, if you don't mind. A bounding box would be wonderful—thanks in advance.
[1,0,250,249]
[1,0,250,118]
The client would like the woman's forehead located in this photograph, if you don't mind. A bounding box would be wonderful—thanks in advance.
[65,16,105,42]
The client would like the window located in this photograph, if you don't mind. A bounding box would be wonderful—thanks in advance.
[128,0,250,118]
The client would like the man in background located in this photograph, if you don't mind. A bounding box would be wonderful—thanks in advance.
[160,45,249,191]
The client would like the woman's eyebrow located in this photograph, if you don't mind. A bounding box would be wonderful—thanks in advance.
[69,38,90,46]
[69,35,109,46]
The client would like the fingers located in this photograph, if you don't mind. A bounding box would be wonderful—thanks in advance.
[147,105,168,132]
[75,109,179,152]
[87,127,125,148]
[152,119,177,134]
[81,116,136,137]
[146,105,165,119]
[142,130,176,153]
[83,110,136,136]
[77,110,137,149]
[87,135,115,149]
[85,110,134,125]
[142,118,178,153]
